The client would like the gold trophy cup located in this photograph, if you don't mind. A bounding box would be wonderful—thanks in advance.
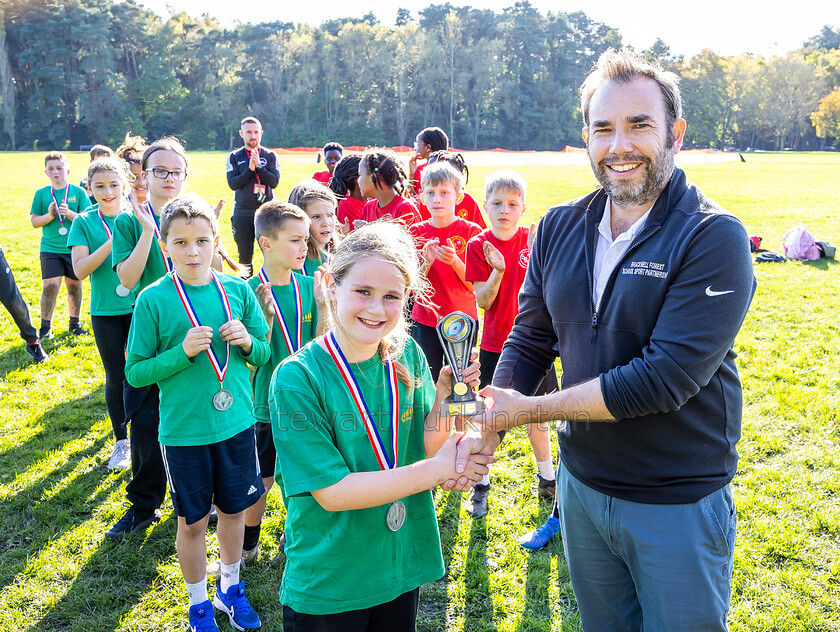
[436,311,485,417]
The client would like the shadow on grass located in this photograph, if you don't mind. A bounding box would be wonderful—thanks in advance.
[418,490,463,630]
[552,538,581,632]
[23,515,177,632]
[515,536,553,632]
[801,257,838,270]
[463,517,497,632]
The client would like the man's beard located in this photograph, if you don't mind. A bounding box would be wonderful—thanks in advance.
[590,146,674,208]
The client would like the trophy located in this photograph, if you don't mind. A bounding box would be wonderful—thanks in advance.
[436,311,485,417]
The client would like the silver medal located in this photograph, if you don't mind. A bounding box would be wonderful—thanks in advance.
[386,500,406,532]
[58,226,68,235]
[213,388,233,411]
[115,284,131,297]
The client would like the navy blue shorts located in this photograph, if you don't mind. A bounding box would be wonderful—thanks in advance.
[160,426,264,525]
[255,421,276,480]
[40,251,78,280]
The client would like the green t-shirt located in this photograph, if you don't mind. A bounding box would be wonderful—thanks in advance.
[30,184,91,254]
[111,206,169,294]
[67,206,136,316]
[295,250,327,278]
[269,337,444,614]
[125,272,270,446]
[246,273,318,424]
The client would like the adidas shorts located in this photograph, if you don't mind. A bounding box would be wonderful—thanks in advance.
[160,426,264,525]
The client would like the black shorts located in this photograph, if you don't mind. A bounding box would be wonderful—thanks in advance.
[160,426,264,525]
[255,421,276,480]
[40,252,78,280]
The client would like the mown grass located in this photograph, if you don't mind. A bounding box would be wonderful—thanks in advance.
[0,150,838,631]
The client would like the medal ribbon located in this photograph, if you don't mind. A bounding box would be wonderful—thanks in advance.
[97,208,113,239]
[246,148,261,186]
[258,268,302,354]
[51,185,69,227]
[325,331,399,470]
[146,202,173,273]
[172,270,232,386]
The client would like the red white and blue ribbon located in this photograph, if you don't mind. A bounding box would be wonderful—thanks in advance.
[146,202,173,273]
[51,185,69,227]
[172,270,231,386]
[97,208,113,239]
[258,268,302,354]
[324,331,399,470]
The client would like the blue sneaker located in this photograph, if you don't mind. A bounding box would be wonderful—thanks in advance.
[189,600,220,631]
[518,515,561,550]
[213,581,261,631]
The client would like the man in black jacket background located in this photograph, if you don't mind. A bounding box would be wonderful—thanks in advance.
[226,116,280,276]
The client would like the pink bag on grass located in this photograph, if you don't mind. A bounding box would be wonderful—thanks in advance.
[781,224,822,261]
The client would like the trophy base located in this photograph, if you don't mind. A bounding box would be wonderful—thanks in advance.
[441,397,485,418]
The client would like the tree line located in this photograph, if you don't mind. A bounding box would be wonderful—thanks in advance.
[0,1,838,152]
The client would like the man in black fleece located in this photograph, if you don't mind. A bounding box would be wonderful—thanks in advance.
[460,48,756,630]
[226,116,280,276]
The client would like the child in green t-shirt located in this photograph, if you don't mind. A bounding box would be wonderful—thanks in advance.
[269,222,493,628]
[239,201,326,567]
[105,137,189,544]
[287,179,340,277]
[30,151,91,338]
[68,157,136,471]
[125,194,269,632]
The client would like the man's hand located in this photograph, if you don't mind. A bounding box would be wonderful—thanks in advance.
[483,240,505,272]
[478,385,534,432]
[248,150,260,172]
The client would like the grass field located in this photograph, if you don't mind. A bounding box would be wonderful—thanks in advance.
[0,151,838,631]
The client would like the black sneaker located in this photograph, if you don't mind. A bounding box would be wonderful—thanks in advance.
[38,327,53,340]
[69,322,88,336]
[25,342,48,363]
[466,483,490,518]
[104,507,161,541]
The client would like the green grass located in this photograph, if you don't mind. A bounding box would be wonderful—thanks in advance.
[0,151,838,631]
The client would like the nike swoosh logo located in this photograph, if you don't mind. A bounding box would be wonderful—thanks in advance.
[706,286,734,297]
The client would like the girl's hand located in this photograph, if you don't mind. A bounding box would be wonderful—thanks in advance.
[220,319,252,354]
[483,241,505,272]
[182,325,214,358]
[212,199,225,218]
[432,433,492,486]
[527,221,537,249]
[130,190,157,233]
[408,153,420,176]
[255,282,275,320]
[437,350,480,396]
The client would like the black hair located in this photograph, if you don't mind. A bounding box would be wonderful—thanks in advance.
[427,150,469,185]
[361,149,408,196]
[323,142,344,155]
[418,127,449,152]
[329,153,362,197]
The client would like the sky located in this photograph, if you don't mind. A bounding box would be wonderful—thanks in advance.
[137,0,839,58]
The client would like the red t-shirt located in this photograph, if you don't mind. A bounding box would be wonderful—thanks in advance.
[361,195,422,226]
[416,192,486,228]
[411,162,426,197]
[337,196,365,228]
[465,227,531,353]
[312,170,331,185]
[410,218,482,327]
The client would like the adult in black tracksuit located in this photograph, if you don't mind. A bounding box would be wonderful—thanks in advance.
[0,244,47,362]
[226,117,280,274]
[462,49,756,631]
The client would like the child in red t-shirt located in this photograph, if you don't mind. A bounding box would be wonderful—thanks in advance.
[415,151,487,228]
[409,162,481,382]
[408,126,449,197]
[357,149,422,228]
[311,141,343,185]
[464,169,557,519]
[328,153,367,233]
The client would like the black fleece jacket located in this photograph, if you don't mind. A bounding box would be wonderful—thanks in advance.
[494,168,756,504]
[226,146,280,214]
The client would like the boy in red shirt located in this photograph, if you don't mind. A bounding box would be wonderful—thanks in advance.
[464,169,558,520]
[311,141,343,185]
[409,162,481,381]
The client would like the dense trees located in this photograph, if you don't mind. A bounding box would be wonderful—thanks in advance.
[0,1,837,151]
